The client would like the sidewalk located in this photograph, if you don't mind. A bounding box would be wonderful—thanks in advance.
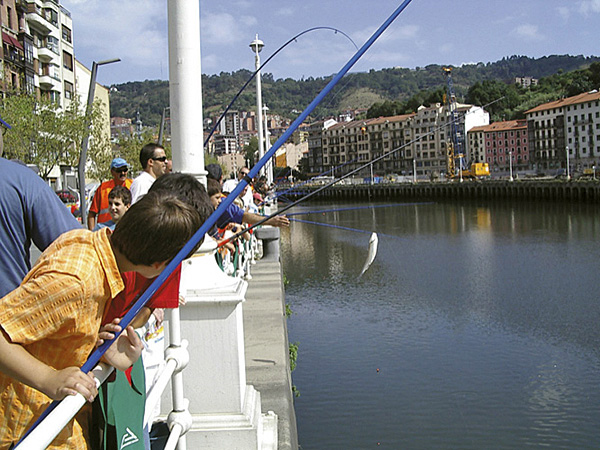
[243,259,298,450]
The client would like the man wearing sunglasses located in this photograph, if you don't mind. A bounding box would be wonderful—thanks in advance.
[130,143,167,204]
[87,157,133,230]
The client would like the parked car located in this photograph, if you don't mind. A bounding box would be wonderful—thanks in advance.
[55,189,77,204]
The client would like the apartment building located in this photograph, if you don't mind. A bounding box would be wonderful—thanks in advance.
[1,0,74,106]
[316,100,489,179]
[469,120,529,174]
[525,90,600,172]
[110,117,134,141]
[307,118,336,175]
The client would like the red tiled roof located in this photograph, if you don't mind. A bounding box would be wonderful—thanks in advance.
[525,90,600,114]
[469,119,527,133]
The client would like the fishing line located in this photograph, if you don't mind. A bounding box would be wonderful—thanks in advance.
[16,1,417,444]
[289,217,403,241]
[286,202,432,217]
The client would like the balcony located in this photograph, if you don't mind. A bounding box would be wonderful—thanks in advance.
[26,11,53,34]
[39,73,60,90]
[37,45,57,62]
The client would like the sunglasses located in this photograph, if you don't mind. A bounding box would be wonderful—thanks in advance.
[152,156,168,162]
[114,167,128,174]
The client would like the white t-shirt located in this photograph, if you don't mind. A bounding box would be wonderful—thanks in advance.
[222,178,238,194]
[130,171,156,204]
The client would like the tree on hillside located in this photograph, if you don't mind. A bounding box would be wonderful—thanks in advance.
[244,136,259,167]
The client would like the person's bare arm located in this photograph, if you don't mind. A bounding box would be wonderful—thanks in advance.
[96,307,152,346]
[87,211,97,231]
[0,327,97,402]
[100,326,143,371]
[242,212,290,228]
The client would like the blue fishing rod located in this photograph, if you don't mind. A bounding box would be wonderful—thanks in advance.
[16,0,416,444]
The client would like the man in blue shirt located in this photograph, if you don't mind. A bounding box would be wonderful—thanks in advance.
[0,118,80,296]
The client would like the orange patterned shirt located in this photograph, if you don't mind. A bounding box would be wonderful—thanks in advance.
[0,228,123,449]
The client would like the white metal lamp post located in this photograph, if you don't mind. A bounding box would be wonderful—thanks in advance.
[78,58,120,220]
[263,104,273,186]
[508,150,513,182]
[250,35,265,178]
[566,146,571,180]
[413,158,416,183]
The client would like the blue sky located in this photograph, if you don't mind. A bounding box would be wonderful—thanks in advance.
[62,0,600,86]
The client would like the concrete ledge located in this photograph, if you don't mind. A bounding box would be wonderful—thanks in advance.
[243,259,298,450]
[255,227,281,261]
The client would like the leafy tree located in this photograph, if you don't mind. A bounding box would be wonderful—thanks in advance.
[244,136,259,167]
[111,129,158,178]
[1,93,110,181]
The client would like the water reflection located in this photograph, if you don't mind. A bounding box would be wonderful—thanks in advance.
[282,200,600,449]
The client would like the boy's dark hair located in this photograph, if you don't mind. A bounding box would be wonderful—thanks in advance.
[111,191,202,266]
[149,173,213,223]
[206,178,222,198]
[108,185,132,206]
[139,143,164,169]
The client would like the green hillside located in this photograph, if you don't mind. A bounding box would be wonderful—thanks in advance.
[109,54,600,127]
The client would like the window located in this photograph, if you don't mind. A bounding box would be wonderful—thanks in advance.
[63,50,73,71]
[62,25,72,43]
[64,81,74,99]
[47,36,59,54]
[24,41,34,64]
[6,6,12,29]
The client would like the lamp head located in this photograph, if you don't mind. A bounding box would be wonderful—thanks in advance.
[249,34,264,53]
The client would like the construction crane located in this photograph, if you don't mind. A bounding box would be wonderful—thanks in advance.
[443,67,466,180]
[443,67,489,181]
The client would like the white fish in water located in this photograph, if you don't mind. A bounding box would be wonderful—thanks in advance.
[359,232,378,278]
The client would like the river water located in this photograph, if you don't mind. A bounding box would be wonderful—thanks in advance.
[280,200,600,449]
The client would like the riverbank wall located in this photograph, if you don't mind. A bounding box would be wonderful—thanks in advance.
[244,255,299,450]
[280,180,600,203]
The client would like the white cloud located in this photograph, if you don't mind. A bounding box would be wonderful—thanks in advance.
[557,6,571,20]
[513,24,544,40]
[579,0,600,14]
[275,7,295,17]
[64,0,167,68]
[201,12,257,46]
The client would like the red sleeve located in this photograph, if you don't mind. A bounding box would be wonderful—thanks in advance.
[147,265,181,309]
[102,266,181,325]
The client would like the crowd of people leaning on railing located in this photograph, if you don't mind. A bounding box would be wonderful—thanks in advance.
[0,121,289,449]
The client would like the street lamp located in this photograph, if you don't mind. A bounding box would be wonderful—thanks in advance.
[263,104,273,186]
[508,150,513,182]
[413,158,416,183]
[566,145,571,181]
[78,58,120,221]
[250,35,265,178]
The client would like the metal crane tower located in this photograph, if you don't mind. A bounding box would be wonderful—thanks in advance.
[443,67,466,179]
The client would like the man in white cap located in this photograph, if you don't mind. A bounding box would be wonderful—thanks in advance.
[87,157,132,230]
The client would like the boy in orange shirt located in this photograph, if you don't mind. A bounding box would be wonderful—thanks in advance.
[0,191,204,449]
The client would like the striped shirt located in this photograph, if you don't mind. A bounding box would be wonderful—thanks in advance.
[0,228,123,449]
